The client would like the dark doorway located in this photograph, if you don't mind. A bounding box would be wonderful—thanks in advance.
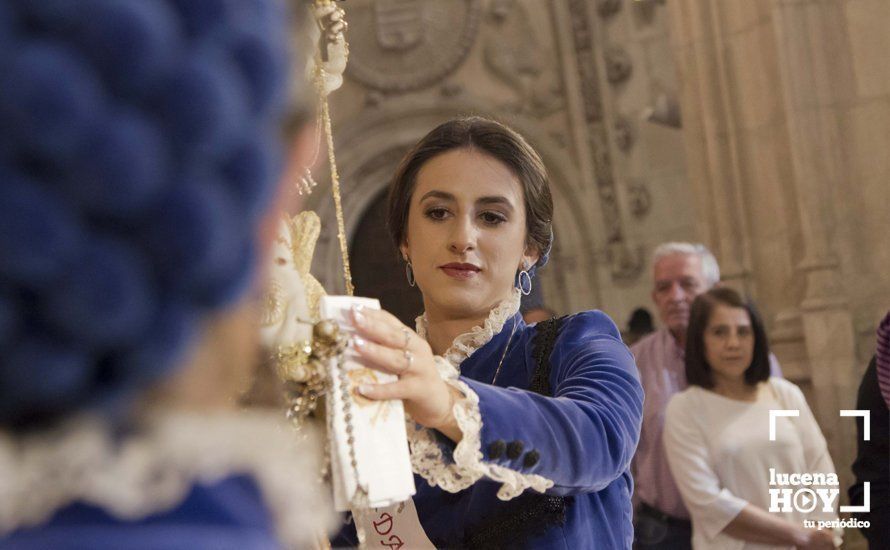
[350,188,424,327]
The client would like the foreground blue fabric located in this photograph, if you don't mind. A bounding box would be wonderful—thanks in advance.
[337,311,644,549]
[1,475,284,550]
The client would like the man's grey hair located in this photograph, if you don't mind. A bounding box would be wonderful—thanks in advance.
[652,242,720,288]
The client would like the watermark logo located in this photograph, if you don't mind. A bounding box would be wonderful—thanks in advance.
[768,409,871,522]
[768,468,840,513]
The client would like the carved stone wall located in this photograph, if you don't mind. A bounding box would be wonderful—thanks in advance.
[306,0,693,335]
[667,2,890,534]
[297,3,887,543]
[575,0,696,322]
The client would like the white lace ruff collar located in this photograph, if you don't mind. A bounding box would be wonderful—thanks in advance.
[415,289,521,367]
[0,409,335,546]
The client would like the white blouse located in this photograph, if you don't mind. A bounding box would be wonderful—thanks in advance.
[663,378,840,550]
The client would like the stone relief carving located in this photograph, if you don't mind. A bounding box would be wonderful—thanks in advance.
[627,180,651,219]
[549,130,568,149]
[631,0,663,25]
[643,92,682,128]
[364,90,384,108]
[482,0,564,117]
[608,242,645,282]
[440,82,463,98]
[344,0,482,93]
[604,45,633,84]
[614,115,634,152]
[567,0,643,282]
[596,0,622,19]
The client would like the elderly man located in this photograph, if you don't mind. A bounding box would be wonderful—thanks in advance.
[630,243,782,549]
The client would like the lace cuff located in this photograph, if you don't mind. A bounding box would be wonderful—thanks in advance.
[407,357,554,501]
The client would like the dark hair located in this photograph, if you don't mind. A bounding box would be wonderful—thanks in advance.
[387,116,553,260]
[628,307,654,334]
[685,287,771,388]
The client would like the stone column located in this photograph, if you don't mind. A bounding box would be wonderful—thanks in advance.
[666,0,754,294]
[666,0,860,501]
[769,0,859,479]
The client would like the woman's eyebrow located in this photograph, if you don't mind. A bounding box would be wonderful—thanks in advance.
[418,191,515,212]
[419,190,455,202]
[476,196,514,211]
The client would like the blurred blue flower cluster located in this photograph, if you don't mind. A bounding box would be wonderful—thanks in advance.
[0,0,291,427]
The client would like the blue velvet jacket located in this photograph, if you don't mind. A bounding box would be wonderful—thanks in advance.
[338,307,644,549]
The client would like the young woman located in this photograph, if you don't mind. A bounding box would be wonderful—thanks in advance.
[0,2,332,548]
[336,117,644,548]
[663,288,839,550]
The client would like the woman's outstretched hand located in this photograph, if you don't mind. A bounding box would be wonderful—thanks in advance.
[349,306,464,442]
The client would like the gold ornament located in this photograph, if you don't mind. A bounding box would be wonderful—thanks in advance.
[280,318,348,431]
[287,211,325,319]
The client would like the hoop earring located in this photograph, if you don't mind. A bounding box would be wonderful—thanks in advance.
[405,260,416,287]
[517,269,532,296]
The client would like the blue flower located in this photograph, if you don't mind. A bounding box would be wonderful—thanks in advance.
[66,109,170,218]
[0,0,290,428]
[0,172,84,287]
[42,237,155,348]
[1,334,93,421]
[0,40,105,164]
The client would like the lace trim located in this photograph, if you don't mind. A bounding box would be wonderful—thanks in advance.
[0,410,335,547]
[409,290,554,500]
[415,289,521,368]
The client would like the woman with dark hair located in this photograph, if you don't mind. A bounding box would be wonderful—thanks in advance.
[335,116,643,548]
[0,1,333,548]
[663,288,839,550]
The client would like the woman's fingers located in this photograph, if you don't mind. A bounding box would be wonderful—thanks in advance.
[353,335,414,375]
[351,307,419,351]
[356,379,410,401]
[354,306,404,327]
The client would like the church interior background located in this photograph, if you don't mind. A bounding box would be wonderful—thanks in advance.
[298,2,889,546]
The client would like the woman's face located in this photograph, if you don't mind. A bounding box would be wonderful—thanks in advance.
[703,303,755,384]
[401,148,539,320]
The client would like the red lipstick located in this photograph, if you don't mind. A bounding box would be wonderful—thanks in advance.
[439,262,481,280]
